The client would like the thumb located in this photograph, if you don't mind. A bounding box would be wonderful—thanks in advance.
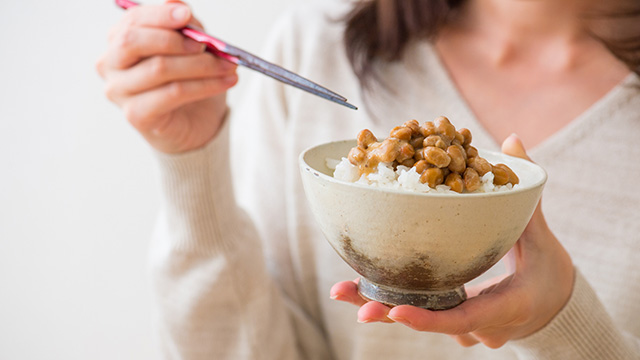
[165,0,204,29]
[502,134,548,255]
[501,134,531,162]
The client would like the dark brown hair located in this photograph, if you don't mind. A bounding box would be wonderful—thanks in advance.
[344,0,640,86]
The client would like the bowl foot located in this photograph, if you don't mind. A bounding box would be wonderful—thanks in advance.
[357,277,467,310]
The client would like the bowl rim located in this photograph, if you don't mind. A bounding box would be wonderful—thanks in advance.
[299,139,548,198]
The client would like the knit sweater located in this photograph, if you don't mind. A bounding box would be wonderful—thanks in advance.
[150,2,640,359]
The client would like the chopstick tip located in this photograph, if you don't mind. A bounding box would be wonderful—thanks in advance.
[344,102,358,110]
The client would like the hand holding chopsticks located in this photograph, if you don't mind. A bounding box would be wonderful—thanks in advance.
[115,0,357,110]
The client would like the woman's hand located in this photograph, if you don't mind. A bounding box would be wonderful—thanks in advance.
[96,0,238,154]
[330,135,575,349]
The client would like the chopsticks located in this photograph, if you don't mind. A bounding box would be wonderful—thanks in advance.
[115,0,358,110]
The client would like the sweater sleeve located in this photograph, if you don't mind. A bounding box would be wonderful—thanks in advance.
[509,269,640,359]
[149,116,300,360]
[146,8,329,359]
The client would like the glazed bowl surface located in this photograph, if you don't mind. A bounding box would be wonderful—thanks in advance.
[299,140,546,309]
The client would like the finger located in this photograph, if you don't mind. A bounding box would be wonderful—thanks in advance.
[387,291,518,335]
[106,26,205,70]
[121,3,192,31]
[188,17,204,29]
[123,75,237,132]
[502,246,517,274]
[449,334,480,347]
[330,280,367,307]
[464,273,512,298]
[164,0,204,29]
[357,301,394,323]
[106,53,237,101]
[501,134,531,162]
[501,133,550,251]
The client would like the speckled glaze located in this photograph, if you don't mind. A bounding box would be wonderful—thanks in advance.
[299,140,547,310]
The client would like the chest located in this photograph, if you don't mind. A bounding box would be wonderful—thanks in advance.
[433,41,631,148]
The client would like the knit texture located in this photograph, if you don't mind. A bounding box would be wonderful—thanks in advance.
[149,2,640,359]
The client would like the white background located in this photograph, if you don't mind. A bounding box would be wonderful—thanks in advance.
[0,0,304,358]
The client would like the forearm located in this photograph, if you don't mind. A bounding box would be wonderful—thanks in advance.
[149,119,299,359]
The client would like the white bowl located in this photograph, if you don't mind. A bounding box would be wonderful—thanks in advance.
[299,140,547,309]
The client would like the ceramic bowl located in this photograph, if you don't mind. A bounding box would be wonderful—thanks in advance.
[299,140,547,310]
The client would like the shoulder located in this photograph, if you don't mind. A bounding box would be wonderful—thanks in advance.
[607,73,640,124]
[264,0,353,68]
[274,0,352,38]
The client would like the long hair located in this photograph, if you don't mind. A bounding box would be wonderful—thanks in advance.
[343,0,640,86]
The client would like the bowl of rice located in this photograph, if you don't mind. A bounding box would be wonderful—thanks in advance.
[299,119,547,310]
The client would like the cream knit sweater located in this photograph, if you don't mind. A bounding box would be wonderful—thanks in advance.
[150,2,640,359]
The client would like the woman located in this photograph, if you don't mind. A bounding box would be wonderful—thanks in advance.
[96,0,640,358]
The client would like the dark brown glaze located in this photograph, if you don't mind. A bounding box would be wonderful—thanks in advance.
[341,234,504,291]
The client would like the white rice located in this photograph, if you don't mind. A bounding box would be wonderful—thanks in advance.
[327,157,516,194]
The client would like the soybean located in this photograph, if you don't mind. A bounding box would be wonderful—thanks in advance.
[492,165,510,185]
[464,168,481,192]
[347,116,520,192]
[447,145,466,173]
[421,167,444,188]
[445,173,464,193]
[357,129,377,148]
[424,146,451,168]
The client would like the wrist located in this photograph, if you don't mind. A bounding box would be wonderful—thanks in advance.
[145,96,229,154]
[520,239,575,339]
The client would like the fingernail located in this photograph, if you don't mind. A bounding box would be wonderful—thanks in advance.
[184,38,204,53]
[357,318,373,324]
[330,293,351,302]
[388,315,410,325]
[171,6,190,22]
